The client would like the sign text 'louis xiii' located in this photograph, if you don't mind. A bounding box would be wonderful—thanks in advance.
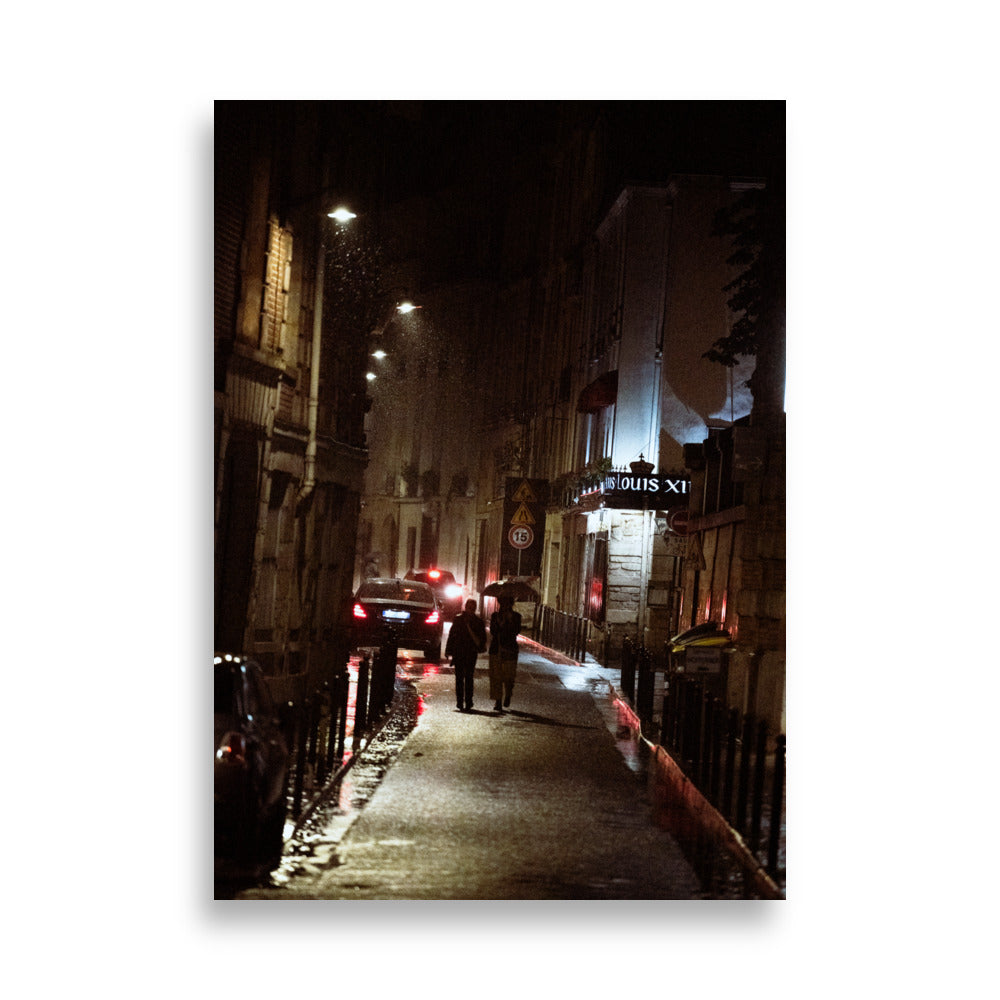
[601,471,690,509]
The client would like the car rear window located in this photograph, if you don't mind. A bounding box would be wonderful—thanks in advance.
[357,581,434,603]
[408,570,456,585]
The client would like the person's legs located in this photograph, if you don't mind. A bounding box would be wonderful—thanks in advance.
[502,656,517,707]
[488,654,503,707]
[459,659,475,709]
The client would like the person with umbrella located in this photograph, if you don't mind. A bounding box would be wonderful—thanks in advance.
[445,599,487,712]
[487,594,522,712]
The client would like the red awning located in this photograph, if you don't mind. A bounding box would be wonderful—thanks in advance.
[577,370,618,413]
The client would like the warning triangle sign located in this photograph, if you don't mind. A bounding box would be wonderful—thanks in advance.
[511,480,537,503]
[510,503,536,525]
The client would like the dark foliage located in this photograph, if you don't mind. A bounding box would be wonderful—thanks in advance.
[704,187,769,368]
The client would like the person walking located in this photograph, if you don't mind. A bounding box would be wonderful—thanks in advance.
[488,595,522,712]
[445,599,487,711]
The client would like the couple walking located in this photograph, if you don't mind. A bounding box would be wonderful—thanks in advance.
[444,596,522,713]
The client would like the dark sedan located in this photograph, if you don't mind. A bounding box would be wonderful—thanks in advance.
[352,578,443,661]
[214,654,290,875]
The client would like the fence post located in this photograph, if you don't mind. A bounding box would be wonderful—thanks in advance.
[313,682,329,784]
[355,655,370,740]
[767,734,786,877]
[700,692,715,798]
[621,637,636,704]
[636,645,654,727]
[722,707,739,822]
[736,713,753,835]
[323,679,339,777]
[660,684,673,749]
[306,690,321,780]
[372,644,396,717]
[336,667,349,761]
[749,719,769,855]
[291,697,309,819]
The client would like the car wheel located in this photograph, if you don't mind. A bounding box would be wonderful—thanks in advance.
[425,642,441,664]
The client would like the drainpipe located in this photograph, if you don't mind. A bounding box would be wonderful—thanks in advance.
[298,236,324,509]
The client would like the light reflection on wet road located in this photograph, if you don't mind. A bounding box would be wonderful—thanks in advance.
[227,628,677,898]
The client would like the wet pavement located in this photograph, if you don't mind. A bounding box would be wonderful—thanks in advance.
[232,642,704,900]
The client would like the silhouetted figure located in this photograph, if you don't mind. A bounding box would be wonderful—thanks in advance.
[446,599,487,711]
[488,595,522,711]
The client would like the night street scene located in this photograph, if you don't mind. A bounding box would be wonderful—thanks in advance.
[214,99,786,902]
[14,8,1000,995]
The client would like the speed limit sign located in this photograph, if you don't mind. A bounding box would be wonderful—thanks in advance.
[508,524,534,549]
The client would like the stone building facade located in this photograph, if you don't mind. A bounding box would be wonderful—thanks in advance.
[348,103,785,728]
[214,103,372,702]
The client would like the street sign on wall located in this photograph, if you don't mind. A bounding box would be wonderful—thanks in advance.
[500,478,547,577]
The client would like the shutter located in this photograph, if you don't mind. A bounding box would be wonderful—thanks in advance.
[214,117,248,347]
[261,221,293,353]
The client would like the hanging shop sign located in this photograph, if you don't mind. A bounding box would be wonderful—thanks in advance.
[600,472,691,510]
[500,478,548,577]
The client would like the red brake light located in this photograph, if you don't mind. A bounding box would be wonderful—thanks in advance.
[353,603,367,619]
[425,609,441,625]
[428,568,442,580]
[216,732,247,765]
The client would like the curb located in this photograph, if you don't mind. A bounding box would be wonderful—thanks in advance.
[521,637,784,899]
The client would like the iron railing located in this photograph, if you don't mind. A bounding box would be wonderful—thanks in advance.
[620,636,785,883]
[536,605,590,662]
[282,645,399,823]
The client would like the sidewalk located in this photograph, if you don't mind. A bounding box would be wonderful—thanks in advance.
[248,643,703,899]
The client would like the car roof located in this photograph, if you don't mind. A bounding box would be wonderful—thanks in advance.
[356,578,436,601]
[405,568,456,581]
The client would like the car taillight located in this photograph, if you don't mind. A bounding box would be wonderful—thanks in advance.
[428,569,442,580]
[425,609,441,625]
[444,584,462,599]
[353,603,367,619]
[216,732,247,765]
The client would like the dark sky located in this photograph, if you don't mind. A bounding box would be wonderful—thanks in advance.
[375,100,785,201]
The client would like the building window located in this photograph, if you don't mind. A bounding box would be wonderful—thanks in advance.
[260,218,292,355]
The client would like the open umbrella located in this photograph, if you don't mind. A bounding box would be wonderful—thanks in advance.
[482,579,540,602]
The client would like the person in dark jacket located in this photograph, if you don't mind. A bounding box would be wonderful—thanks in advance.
[445,599,487,711]
[488,595,522,712]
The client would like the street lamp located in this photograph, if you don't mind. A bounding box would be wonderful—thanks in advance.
[299,205,356,511]
[365,300,422,382]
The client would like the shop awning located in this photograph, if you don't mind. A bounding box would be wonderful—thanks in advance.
[577,370,618,413]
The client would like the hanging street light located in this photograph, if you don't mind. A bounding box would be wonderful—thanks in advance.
[328,206,357,223]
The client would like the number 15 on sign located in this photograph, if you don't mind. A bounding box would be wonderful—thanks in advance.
[508,525,534,549]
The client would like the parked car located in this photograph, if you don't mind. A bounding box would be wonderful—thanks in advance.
[353,577,443,660]
[214,654,290,874]
[404,567,464,620]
